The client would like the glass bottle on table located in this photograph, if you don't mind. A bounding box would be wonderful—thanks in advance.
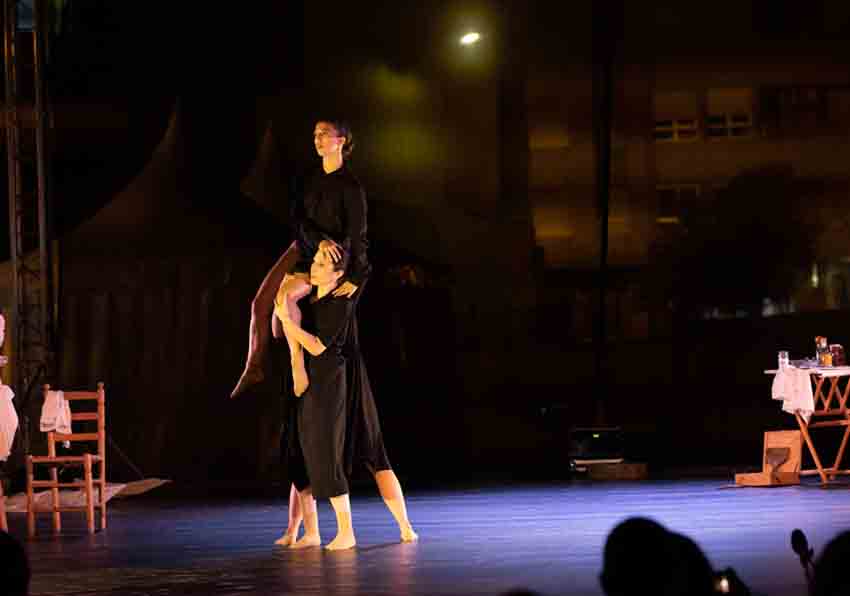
[831,344,846,367]
[816,336,832,366]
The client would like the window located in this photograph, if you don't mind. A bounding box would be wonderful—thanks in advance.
[654,92,699,143]
[656,184,700,224]
[760,85,836,137]
[784,86,827,133]
[788,87,824,110]
[654,119,699,142]
[705,113,754,138]
[706,88,753,139]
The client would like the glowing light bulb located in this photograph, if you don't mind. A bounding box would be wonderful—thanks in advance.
[460,31,481,46]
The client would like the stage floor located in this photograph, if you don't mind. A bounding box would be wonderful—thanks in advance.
[6,478,850,596]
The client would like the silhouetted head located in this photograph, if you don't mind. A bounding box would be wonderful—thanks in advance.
[314,120,354,160]
[666,531,717,596]
[0,530,30,596]
[812,530,850,596]
[600,517,715,596]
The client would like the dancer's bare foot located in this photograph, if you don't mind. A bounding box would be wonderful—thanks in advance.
[325,530,356,551]
[230,366,264,399]
[400,524,419,543]
[291,533,321,549]
[293,364,310,397]
[274,529,299,546]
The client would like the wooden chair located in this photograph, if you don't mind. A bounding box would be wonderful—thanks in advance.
[26,383,106,536]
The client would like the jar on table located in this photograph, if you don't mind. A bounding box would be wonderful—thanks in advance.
[830,344,846,366]
[816,336,832,366]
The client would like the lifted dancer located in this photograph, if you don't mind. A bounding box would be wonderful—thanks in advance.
[231,119,369,399]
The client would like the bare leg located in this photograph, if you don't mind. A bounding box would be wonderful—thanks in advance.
[326,493,356,551]
[231,242,300,399]
[276,275,312,397]
[272,309,285,339]
[375,469,418,542]
[274,483,303,546]
[291,487,321,548]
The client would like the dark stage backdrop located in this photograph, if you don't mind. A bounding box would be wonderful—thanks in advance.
[8,1,850,491]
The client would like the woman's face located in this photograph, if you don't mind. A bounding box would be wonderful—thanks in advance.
[313,122,345,158]
[310,250,343,286]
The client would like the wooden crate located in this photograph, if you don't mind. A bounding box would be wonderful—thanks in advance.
[735,430,802,487]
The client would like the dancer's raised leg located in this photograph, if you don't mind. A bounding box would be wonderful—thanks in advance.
[274,483,303,546]
[326,493,356,551]
[291,487,321,548]
[275,274,312,397]
[375,469,418,542]
[231,242,300,398]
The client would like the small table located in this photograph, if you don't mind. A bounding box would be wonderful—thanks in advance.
[766,366,850,485]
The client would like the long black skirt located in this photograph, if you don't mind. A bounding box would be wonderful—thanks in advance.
[283,334,390,499]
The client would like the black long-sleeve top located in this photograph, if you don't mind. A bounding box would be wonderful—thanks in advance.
[291,165,371,286]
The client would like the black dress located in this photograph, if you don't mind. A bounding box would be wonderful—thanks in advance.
[284,287,391,500]
[290,165,371,286]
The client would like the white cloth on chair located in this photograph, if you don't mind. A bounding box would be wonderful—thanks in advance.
[0,384,17,461]
[40,390,72,434]
[772,367,815,424]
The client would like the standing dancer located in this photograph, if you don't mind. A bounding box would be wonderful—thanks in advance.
[230,119,369,399]
[238,119,367,546]
[277,249,418,550]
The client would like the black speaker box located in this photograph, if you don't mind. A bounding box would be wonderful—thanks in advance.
[568,427,625,465]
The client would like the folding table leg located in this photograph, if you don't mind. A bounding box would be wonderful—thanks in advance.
[825,378,842,410]
[796,412,829,484]
[813,376,827,408]
[830,422,850,481]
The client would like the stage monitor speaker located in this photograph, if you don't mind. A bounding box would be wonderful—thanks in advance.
[568,427,624,468]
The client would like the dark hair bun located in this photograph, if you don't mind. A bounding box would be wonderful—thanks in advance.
[342,131,355,158]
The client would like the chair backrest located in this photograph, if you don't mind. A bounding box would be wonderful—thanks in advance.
[43,383,105,468]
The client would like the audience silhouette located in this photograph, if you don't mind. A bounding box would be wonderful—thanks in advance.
[811,529,850,596]
[0,529,30,596]
[600,517,729,596]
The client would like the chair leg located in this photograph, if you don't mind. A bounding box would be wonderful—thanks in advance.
[50,465,61,534]
[100,479,107,530]
[26,457,35,538]
[84,454,94,534]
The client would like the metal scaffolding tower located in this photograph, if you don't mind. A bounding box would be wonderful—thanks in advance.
[2,0,56,460]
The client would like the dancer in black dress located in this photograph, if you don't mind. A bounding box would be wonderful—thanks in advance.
[278,249,417,550]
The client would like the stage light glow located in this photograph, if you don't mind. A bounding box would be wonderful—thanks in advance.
[459,31,481,46]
